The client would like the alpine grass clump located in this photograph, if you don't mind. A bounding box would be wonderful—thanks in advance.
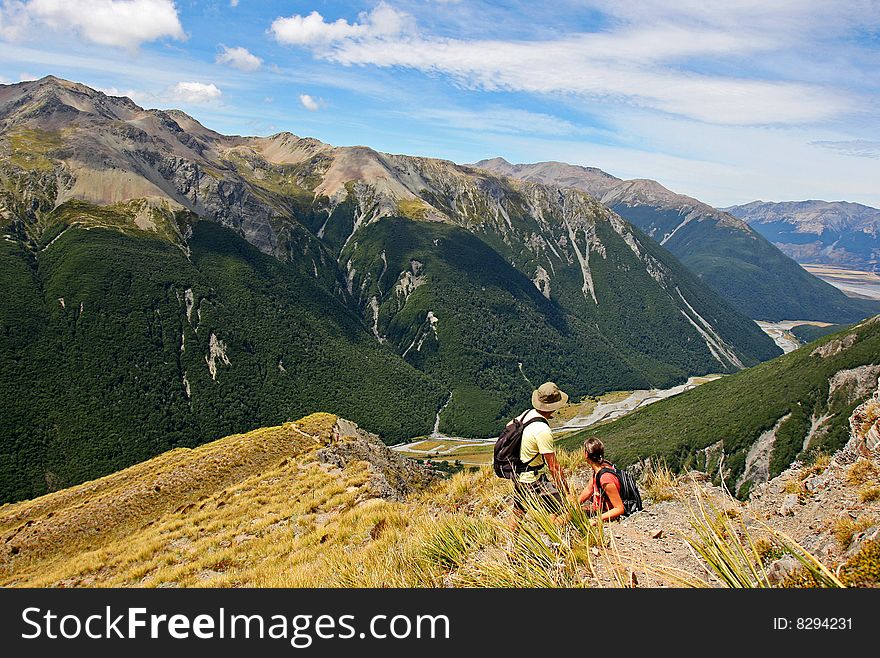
[680,488,843,588]
[640,460,682,503]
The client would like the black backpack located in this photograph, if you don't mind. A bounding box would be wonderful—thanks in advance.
[493,413,549,479]
[595,465,643,516]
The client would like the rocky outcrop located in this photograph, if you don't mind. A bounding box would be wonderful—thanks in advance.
[849,377,880,455]
[812,332,859,358]
[316,418,433,501]
[736,413,792,496]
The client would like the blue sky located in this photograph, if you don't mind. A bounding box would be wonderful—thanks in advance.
[1,0,879,207]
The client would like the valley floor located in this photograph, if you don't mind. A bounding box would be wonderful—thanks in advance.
[393,377,722,466]
[755,320,832,353]
[801,264,880,301]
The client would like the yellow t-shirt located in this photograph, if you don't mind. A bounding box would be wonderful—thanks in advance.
[516,409,554,483]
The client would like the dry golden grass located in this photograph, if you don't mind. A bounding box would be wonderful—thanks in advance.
[847,460,879,487]
[405,440,448,452]
[0,416,521,588]
[859,486,880,503]
[0,414,339,586]
[783,478,814,503]
[2,409,848,590]
[548,397,599,427]
[641,460,682,502]
[799,453,831,480]
[1,420,627,589]
[598,391,635,404]
[833,516,878,549]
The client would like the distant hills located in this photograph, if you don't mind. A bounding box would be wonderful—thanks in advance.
[475,158,880,323]
[725,200,880,272]
[0,76,780,502]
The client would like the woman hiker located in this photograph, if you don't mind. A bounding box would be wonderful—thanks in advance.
[574,438,626,524]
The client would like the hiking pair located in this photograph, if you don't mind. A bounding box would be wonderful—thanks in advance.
[494,382,642,522]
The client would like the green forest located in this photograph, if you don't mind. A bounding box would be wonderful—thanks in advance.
[0,219,445,503]
[611,203,880,323]
[560,319,880,496]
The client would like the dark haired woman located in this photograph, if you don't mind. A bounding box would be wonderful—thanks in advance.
[575,438,625,524]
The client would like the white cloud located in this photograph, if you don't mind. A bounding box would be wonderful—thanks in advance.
[319,33,850,124]
[216,45,262,71]
[170,81,222,104]
[299,94,321,111]
[94,85,139,99]
[584,1,880,37]
[0,1,27,40]
[1,0,185,48]
[230,0,239,6]
[271,3,870,126]
[271,2,414,46]
[811,140,880,160]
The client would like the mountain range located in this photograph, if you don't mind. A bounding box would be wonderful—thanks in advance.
[725,200,880,272]
[0,76,782,502]
[475,158,880,322]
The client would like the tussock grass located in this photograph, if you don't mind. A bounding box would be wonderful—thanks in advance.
[783,478,813,503]
[833,516,877,549]
[859,486,880,503]
[799,453,831,480]
[419,515,497,571]
[846,460,879,487]
[1,415,332,536]
[641,460,682,502]
[680,488,843,588]
[840,539,880,587]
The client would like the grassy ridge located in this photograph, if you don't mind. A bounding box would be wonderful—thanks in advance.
[559,318,880,492]
[791,323,847,344]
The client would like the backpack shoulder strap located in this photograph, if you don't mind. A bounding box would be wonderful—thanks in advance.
[520,415,550,466]
[595,466,619,500]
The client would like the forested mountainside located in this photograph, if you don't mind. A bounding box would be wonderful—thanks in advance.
[0,76,777,502]
[476,158,880,322]
[562,316,880,497]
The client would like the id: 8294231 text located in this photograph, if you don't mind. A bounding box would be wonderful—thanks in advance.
[773,618,852,630]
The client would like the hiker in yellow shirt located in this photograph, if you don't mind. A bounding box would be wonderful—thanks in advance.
[510,382,570,528]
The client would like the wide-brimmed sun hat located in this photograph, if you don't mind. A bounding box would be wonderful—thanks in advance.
[531,381,569,412]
